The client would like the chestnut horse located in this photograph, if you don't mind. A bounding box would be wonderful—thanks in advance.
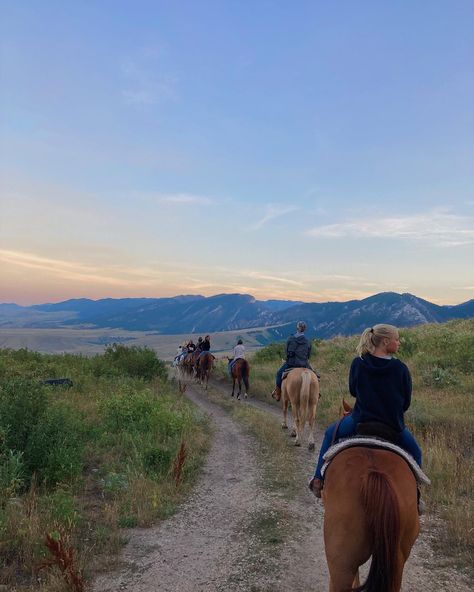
[230,358,250,399]
[274,368,319,450]
[196,351,214,390]
[323,444,420,591]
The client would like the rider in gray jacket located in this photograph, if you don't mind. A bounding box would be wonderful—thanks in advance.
[271,321,313,399]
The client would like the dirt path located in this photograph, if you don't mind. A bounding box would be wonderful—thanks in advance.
[93,380,471,592]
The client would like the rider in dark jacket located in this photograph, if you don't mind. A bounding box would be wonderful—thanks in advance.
[271,321,312,399]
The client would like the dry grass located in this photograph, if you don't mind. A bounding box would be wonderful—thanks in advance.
[227,320,474,567]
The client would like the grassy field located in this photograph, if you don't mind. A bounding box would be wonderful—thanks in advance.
[0,345,211,591]
[215,318,474,567]
[0,326,282,360]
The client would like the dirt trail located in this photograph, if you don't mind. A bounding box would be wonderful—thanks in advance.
[93,380,470,592]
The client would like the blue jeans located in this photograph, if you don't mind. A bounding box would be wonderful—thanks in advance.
[313,415,422,480]
[275,362,291,387]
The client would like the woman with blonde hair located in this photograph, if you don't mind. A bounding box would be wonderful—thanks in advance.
[310,323,422,500]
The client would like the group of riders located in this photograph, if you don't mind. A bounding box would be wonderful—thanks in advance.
[173,334,246,376]
[174,319,424,512]
[270,319,424,512]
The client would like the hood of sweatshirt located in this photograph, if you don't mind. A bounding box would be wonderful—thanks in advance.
[360,353,400,374]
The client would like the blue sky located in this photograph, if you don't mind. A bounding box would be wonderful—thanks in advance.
[1,1,473,305]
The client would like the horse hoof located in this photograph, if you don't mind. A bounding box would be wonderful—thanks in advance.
[308,443,315,451]
[281,424,288,430]
[290,431,297,438]
[244,393,248,399]
[294,441,301,447]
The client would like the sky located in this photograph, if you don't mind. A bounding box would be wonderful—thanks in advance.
[1,1,473,306]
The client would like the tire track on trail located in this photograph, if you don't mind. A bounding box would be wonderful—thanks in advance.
[93,384,325,592]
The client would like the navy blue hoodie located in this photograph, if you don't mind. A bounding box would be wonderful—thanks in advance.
[349,353,412,433]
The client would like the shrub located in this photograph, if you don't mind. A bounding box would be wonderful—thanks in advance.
[0,380,48,452]
[253,343,285,363]
[24,404,84,486]
[98,344,167,381]
[142,447,173,476]
[0,428,24,504]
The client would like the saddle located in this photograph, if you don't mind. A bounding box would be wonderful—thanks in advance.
[321,436,430,485]
[282,367,319,381]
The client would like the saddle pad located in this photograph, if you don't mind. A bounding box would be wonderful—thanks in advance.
[321,437,430,485]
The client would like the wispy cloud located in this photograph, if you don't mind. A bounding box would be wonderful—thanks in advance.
[121,51,178,106]
[246,272,303,286]
[251,204,300,230]
[150,192,215,206]
[307,209,474,247]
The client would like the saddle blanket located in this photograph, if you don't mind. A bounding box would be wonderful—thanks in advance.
[321,437,430,486]
[282,367,319,380]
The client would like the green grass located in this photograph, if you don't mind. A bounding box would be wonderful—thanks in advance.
[0,346,211,590]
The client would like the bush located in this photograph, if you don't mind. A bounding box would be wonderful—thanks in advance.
[24,404,84,486]
[253,343,286,363]
[97,344,167,381]
[0,428,24,504]
[0,380,48,452]
[142,447,173,476]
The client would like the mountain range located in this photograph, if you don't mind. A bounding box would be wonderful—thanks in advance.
[1,292,473,340]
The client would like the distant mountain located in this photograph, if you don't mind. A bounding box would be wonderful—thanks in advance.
[0,292,473,339]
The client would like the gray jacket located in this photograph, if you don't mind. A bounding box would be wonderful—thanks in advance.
[286,334,311,367]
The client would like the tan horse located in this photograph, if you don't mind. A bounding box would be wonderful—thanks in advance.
[274,368,319,450]
[322,403,420,592]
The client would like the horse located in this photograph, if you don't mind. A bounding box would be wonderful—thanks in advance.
[229,358,250,399]
[321,399,422,591]
[323,446,420,592]
[273,367,319,450]
[196,351,214,390]
[181,352,197,378]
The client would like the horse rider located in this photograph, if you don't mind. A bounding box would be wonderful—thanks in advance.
[195,336,203,352]
[309,323,424,512]
[271,321,314,399]
[228,338,245,376]
[186,339,196,353]
[174,343,188,365]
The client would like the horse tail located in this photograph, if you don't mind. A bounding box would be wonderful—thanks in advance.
[299,370,311,428]
[353,471,400,592]
[241,360,250,392]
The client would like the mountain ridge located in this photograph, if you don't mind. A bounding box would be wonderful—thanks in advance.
[1,292,473,339]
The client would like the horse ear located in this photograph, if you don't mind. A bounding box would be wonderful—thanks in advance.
[342,399,352,414]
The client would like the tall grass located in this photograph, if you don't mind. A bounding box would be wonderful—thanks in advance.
[0,346,210,590]
[240,319,474,567]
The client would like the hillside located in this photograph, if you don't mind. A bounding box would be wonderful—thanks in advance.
[1,292,473,339]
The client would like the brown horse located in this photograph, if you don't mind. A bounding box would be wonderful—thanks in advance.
[230,358,250,399]
[323,445,420,591]
[274,368,319,450]
[196,351,214,390]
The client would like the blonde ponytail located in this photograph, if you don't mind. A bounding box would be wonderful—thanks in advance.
[356,324,398,357]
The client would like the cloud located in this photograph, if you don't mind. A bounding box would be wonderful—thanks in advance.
[151,192,215,206]
[251,204,300,230]
[246,272,303,286]
[307,209,474,247]
[121,53,178,106]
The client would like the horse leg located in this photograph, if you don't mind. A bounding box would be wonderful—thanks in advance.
[281,397,289,430]
[236,378,241,400]
[231,377,235,397]
[293,412,301,446]
[307,402,317,451]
